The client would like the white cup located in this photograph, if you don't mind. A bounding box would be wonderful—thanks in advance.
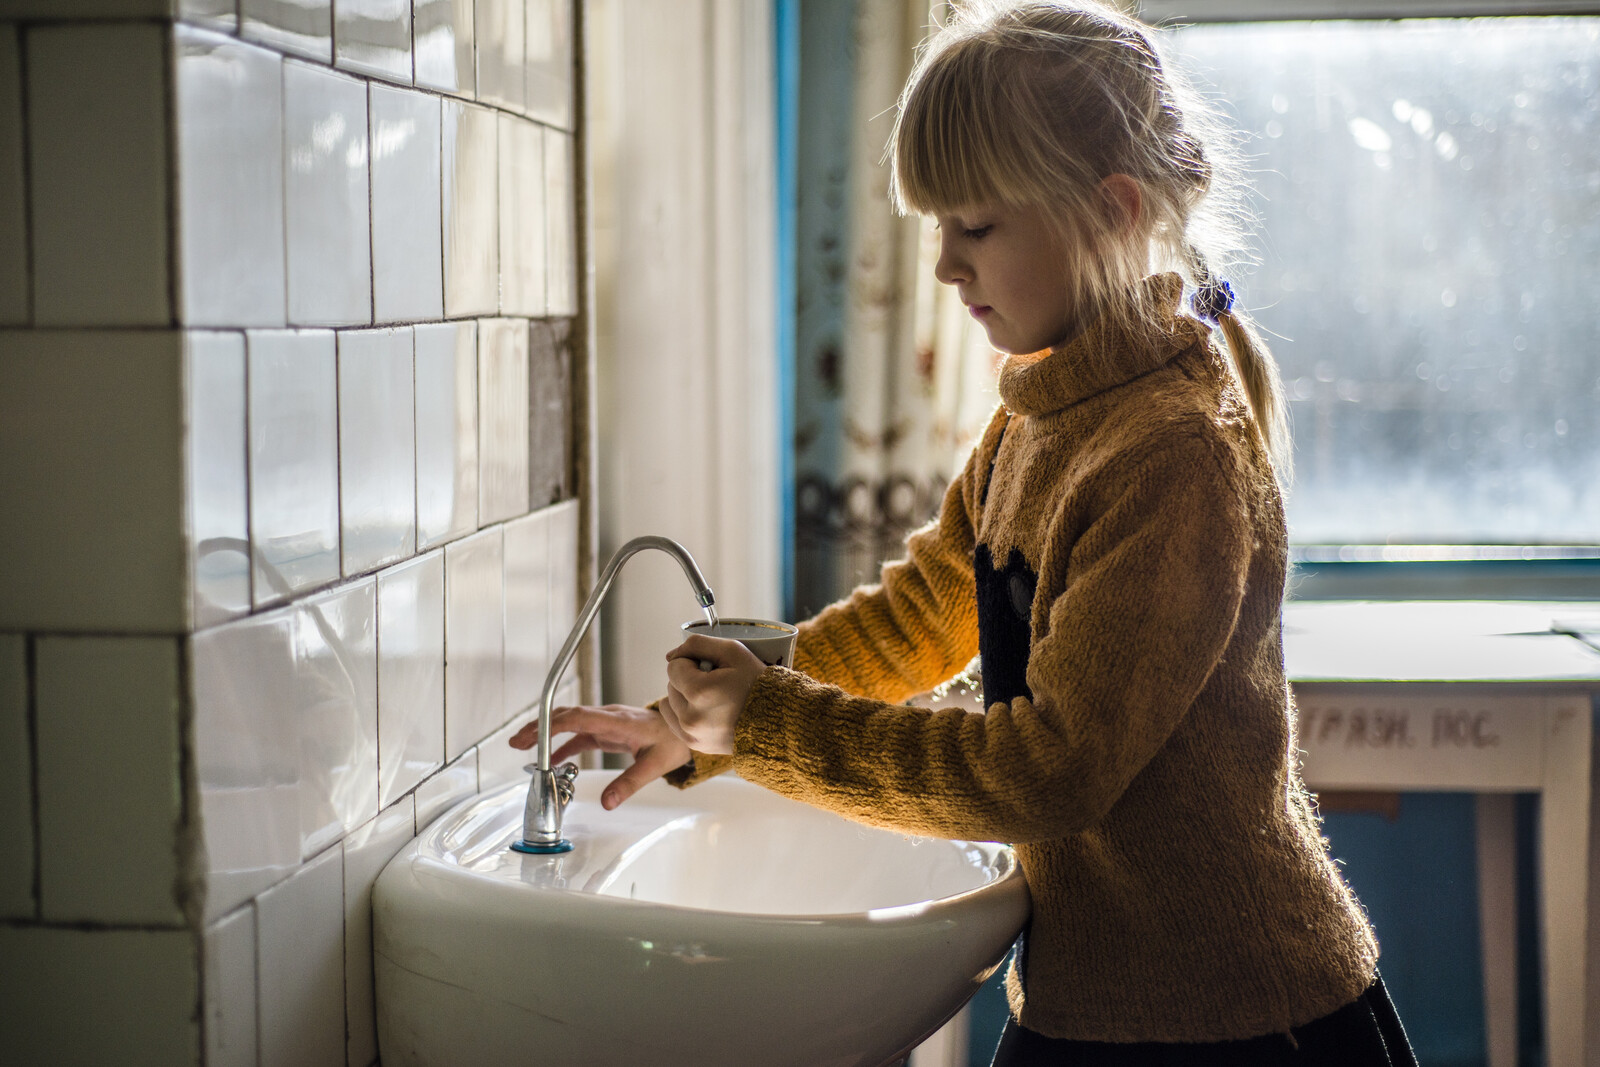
[681,617,799,668]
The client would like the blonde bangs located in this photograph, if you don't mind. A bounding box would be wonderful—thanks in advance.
[892,41,1021,217]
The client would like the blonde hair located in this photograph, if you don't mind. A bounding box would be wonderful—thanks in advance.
[889,0,1292,480]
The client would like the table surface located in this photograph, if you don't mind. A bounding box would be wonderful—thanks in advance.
[1283,601,1600,686]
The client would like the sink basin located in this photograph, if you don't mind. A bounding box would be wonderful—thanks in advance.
[373,770,1029,1067]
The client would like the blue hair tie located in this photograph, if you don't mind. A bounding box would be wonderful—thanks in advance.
[1192,279,1234,324]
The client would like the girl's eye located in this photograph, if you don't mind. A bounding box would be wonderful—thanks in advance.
[963,225,992,240]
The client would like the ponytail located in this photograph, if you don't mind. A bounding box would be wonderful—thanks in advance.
[1215,309,1292,487]
[1185,246,1292,486]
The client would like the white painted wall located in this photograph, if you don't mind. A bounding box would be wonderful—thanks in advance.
[588,0,782,706]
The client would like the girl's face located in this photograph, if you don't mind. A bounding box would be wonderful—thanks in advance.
[932,200,1077,355]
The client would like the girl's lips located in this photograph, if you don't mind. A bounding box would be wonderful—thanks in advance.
[968,304,992,321]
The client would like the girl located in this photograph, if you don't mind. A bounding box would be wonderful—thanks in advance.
[515,2,1416,1062]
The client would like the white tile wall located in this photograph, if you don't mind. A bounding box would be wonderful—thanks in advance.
[26,23,170,326]
[180,0,238,32]
[414,745,478,831]
[203,906,258,1067]
[335,0,413,83]
[478,676,581,791]
[285,60,372,327]
[248,329,341,605]
[415,320,480,548]
[478,317,532,524]
[342,795,416,1067]
[370,83,444,323]
[256,845,344,1067]
[295,580,380,859]
[187,331,252,627]
[377,551,445,806]
[0,634,30,920]
[0,926,200,1065]
[476,0,525,112]
[546,127,579,316]
[339,327,418,575]
[413,0,475,96]
[477,708,536,791]
[0,330,187,633]
[176,28,287,328]
[444,527,504,759]
[193,607,302,921]
[0,26,27,326]
[499,113,548,316]
[4,4,585,1061]
[503,507,551,717]
[35,637,186,926]
[442,99,500,317]
[526,0,575,129]
[242,0,334,63]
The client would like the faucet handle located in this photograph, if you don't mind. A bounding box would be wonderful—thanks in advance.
[554,762,580,807]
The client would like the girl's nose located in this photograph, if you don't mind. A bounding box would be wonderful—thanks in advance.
[933,231,969,286]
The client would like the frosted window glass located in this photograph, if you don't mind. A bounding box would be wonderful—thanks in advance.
[1171,18,1600,544]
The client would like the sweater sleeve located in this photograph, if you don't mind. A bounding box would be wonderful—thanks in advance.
[732,432,1253,842]
[664,408,1002,789]
[787,436,990,704]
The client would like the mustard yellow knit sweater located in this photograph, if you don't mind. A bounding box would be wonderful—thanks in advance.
[673,274,1378,1042]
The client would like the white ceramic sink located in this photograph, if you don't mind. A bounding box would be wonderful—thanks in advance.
[373,770,1029,1067]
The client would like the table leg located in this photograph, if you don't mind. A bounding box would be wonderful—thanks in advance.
[1477,793,1518,1067]
[1590,700,1600,1065]
[1540,700,1592,1067]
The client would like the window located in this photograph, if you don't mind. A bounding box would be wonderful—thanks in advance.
[1166,15,1600,551]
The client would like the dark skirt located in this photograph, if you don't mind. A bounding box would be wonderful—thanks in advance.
[989,973,1417,1067]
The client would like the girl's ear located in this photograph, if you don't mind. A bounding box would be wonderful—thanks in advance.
[1097,173,1143,233]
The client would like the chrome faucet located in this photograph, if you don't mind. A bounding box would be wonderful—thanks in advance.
[511,535,717,854]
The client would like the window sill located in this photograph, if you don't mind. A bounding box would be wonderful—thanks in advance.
[1287,552,1600,601]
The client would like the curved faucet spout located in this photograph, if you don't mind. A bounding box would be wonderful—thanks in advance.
[512,535,716,854]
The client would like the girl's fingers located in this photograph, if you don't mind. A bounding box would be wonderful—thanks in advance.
[510,706,594,749]
[508,719,540,750]
[665,654,721,697]
[600,743,684,810]
[665,633,745,670]
[515,705,668,753]
[548,707,649,747]
[658,685,689,743]
[550,734,601,764]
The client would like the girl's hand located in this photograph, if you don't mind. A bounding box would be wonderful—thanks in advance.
[508,704,691,810]
[661,634,768,755]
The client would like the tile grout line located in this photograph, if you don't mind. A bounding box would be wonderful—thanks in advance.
[276,55,290,328]
[367,78,378,327]
[24,635,40,922]
[0,916,191,934]
[174,635,209,1060]
[335,332,347,582]
[161,22,179,328]
[339,827,350,1065]
[252,895,264,1067]
[243,328,257,615]
[17,22,35,327]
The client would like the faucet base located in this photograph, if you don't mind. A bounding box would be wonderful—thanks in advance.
[510,839,574,855]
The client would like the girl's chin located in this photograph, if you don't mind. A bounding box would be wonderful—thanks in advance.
[979,322,1074,356]
[985,334,1053,357]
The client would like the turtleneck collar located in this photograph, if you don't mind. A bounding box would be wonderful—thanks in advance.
[996,273,1208,417]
